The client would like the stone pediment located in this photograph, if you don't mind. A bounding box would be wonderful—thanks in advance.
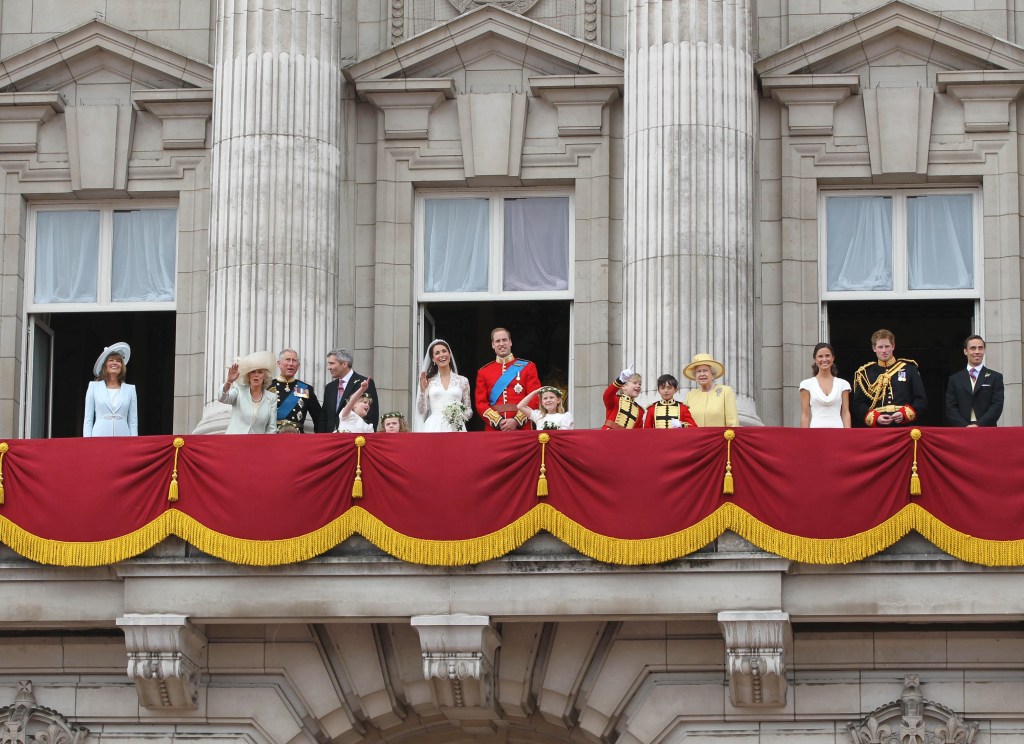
[0,19,213,93]
[755,0,1024,80]
[345,4,623,84]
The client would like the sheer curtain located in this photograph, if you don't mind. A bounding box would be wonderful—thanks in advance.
[907,194,973,289]
[423,199,489,292]
[34,210,100,303]
[112,209,177,302]
[503,197,569,291]
[826,196,893,291]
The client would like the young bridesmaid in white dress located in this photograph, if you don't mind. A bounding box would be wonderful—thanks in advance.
[799,342,852,428]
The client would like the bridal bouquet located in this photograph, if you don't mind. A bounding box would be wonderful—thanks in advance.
[442,401,469,431]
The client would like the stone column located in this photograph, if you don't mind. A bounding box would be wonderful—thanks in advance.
[623,0,760,423]
[198,0,342,430]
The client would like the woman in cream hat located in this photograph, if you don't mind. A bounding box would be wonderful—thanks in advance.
[683,353,738,427]
[83,341,138,436]
[219,351,278,434]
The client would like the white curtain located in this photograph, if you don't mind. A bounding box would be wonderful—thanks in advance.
[34,210,100,303]
[112,209,177,302]
[907,194,973,290]
[826,196,893,291]
[503,197,570,291]
[423,199,489,292]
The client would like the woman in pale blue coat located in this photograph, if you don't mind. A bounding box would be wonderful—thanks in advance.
[84,342,139,437]
[219,350,278,434]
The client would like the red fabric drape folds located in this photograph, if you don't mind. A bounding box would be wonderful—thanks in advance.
[0,427,1022,566]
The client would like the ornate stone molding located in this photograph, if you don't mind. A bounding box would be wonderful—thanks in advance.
[848,674,978,744]
[936,72,1024,133]
[411,615,501,734]
[448,0,540,13]
[116,614,207,710]
[0,680,89,744]
[717,611,791,707]
[132,89,213,149]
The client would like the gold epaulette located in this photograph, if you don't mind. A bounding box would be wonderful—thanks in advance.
[897,358,919,367]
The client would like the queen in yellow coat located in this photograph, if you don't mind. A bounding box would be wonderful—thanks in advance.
[683,353,738,427]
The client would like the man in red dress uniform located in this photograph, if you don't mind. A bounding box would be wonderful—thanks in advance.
[475,327,542,431]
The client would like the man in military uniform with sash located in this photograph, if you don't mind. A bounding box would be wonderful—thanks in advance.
[853,329,927,427]
[475,327,541,431]
[271,348,323,433]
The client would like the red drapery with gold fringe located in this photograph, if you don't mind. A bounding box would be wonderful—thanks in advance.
[0,427,1021,567]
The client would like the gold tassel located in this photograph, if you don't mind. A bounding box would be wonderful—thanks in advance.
[537,432,550,497]
[909,428,922,497]
[168,437,184,502]
[723,429,735,496]
[0,441,8,505]
[352,435,366,499]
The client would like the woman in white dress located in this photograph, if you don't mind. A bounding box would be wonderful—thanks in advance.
[799,343,852,428]
[83,341,139,437]
[517,386,574,430]
[417,339,472,432]
[219,351,278,434]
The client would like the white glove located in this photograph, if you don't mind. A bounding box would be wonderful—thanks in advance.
[668,419,683,429]
[618,366,635,384]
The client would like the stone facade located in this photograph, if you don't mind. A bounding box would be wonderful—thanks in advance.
[2,0,1024,741]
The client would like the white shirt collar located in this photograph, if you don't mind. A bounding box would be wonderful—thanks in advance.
[340,370,354,387]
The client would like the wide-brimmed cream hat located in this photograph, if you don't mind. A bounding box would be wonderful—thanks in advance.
[683,353,725,380]
[235,350,276,383]
[93,342,131,377]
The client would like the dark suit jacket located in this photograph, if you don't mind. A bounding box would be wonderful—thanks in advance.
[945,366,1003,427]
[319,373,379,432]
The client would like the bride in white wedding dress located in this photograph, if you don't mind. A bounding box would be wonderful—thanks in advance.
[416,339,473,432]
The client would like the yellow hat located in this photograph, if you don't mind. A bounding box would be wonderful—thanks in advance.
[682,353,725,380]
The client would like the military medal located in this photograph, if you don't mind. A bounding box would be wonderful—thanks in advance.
[514,382,523,394]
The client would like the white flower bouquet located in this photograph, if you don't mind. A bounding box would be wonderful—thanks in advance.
[442,401,469,431]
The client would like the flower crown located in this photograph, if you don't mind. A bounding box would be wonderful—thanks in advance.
[538,386,563,398]
[380,411,404,421]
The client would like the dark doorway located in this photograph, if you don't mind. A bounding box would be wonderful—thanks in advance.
[420,301,571,431]
[44,312,176,438]
[827,300,974,427]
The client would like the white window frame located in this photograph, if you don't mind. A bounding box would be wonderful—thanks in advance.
[26,201,178,313]
[415,189,575,302]
[819,187,982,301]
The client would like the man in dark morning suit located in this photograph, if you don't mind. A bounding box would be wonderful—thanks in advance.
[945,335,1004,427]
[318,347,380,432]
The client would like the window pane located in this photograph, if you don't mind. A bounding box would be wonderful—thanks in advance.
[907,194,973,290]
[826,196,893,291]
[503,197,569,291]
[112,209,177,302]
[424,199,489,292]
[34,210,100,303]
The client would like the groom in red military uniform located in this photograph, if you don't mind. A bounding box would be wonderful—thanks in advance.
[475,327,542,431]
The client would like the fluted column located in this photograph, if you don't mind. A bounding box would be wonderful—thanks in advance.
[623,0,760,423]
[200,0,342,425]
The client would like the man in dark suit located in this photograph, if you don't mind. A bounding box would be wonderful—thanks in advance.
[945,335,1003,427]
[318,348,379,432]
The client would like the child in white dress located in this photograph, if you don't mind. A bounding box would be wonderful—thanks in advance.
[517,386,574,430]
[337,379,375,434]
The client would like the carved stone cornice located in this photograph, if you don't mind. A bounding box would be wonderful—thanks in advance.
[132,89,213,149]
[529,75,622,136]
[717,611,791,707]
[848,674,978,744]
[761,75,860,136]
[0,680,89,744]
[0,92,65,153]
[411,614,501,734]
[936,72,1024,133]
[356,79,455,140]
[116,614,207,710]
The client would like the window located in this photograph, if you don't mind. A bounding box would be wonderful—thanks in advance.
[821,189,980,300]
[418,191,572,299]
[29,204,178,311]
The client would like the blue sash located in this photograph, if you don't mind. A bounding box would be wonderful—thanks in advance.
[277,381,309,419]
[489,359,528,406]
